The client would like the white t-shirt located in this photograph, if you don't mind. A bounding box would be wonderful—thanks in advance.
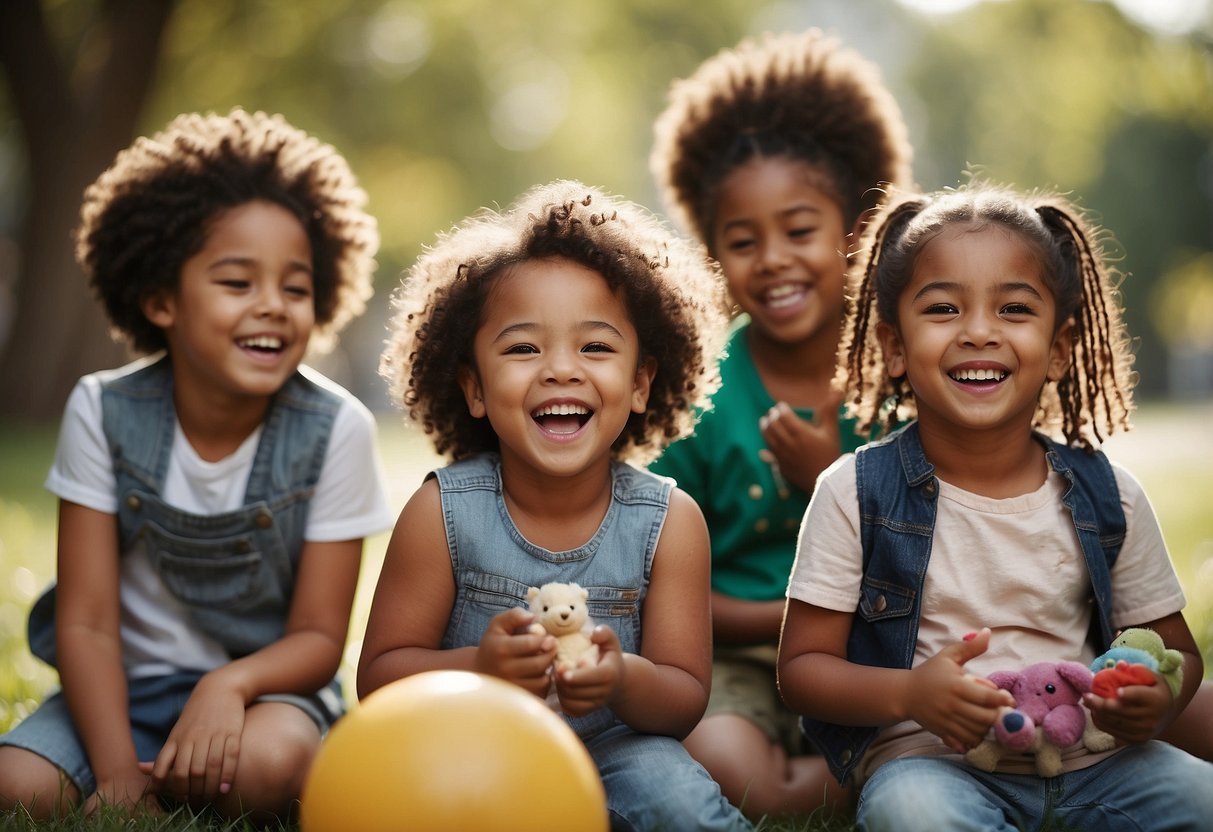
[787,452,1185,781]
[45,368,395,677]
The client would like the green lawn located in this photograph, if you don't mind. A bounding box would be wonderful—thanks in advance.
[2,403,1210,831]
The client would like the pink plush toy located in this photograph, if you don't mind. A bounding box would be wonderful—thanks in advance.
[965,660,1110,776]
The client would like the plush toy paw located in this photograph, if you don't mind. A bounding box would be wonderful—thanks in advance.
[994,709,1036,752]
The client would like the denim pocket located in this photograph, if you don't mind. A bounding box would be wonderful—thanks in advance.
[143,524,264,609]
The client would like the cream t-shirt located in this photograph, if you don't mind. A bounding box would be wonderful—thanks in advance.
[787,452,1185,782]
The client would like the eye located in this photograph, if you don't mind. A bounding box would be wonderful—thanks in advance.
[505,344,538,355]
[1045,684,1056,694]
[542,605,549,613]
[582,342,614,353]
[1001,302,1033,316]
[923,303,958,315]
[218,279,250,290]
[788,226,816,240]
[724,237,755,252]
[285,284,313,298]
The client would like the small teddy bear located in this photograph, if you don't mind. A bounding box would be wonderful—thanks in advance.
[965,660,1101,777]
[526,582,599,673]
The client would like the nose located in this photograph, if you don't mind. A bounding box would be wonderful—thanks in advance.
[960,309,1001,347]
[757,238,793,274]
[544,345,583,384]
[254,282,287,317]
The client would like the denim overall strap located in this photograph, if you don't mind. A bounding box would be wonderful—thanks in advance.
[1043,438,1125,648]
[801,422,937,784]
[27,356,342,667]
[435,453,670,740]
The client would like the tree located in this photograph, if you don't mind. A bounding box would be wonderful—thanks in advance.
[0,0,177,421]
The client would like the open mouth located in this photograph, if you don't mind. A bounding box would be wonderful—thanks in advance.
[531,403,592,435]
[237,335,285,354]
[762,283,808,311]
[949,368,1008,384]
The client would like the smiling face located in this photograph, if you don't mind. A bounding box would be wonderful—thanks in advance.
[142,199,315,407]
[711,156,850,351]
[877,223,1074,438]
[458,257,655,480]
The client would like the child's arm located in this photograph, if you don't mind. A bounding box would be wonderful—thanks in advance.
[778,601,1014,753]
[54,500,157,813]
[357,480,556,700]
[148,536,362,802]
[1085,611,1205,744]
[559,488,713,738]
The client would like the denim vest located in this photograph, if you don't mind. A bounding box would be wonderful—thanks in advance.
[29,355,341,667]
[802,422,1126,784]
[435,453,671,740]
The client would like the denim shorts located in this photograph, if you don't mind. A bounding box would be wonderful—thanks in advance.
[0,671,343,797]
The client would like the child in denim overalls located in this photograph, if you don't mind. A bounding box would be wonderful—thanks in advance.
[359,180,752,831]
[0,109,393,823]
[647,29,913,819]
[777,183,1213,830]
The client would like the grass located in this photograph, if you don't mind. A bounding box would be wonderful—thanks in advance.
[2,402,1211,831]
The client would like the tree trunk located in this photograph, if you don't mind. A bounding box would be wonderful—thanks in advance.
[0,0,176,422]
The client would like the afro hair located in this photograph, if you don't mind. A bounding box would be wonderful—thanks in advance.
[380,180,729,466]
[651,28,913,251]
[76,107,378,354]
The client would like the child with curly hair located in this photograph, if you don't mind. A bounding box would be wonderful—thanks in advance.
[359,180,752,831]
[778,182,1213,831]
[647,28,912,818]
[0,109,393,822]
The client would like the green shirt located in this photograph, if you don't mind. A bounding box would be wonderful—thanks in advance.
[649,320,868,601]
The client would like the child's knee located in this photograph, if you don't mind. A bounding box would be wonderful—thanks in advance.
[0,747,79,819]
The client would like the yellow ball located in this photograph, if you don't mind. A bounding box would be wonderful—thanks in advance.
[301,671,608,832]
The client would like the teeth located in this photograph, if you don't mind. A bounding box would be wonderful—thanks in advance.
[239,336,283,350]
[764,284,805,309]
[951,368,1006,382]
[533,403,590,417]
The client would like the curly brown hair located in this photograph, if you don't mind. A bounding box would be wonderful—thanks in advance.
[76,108,379,354]
[841,183,1135,449]
[651,28,913,252]
[381,180,729,465]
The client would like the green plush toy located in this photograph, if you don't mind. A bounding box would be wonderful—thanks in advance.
[1108,627,1184,699]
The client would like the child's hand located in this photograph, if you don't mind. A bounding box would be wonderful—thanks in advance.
[147,673,244,805]
[905,629,1015,753]
[760,396,842,494]
[553,625,623,716]
[1084,672,1173,744]
[85,765,160,816]
[475,607,558,699]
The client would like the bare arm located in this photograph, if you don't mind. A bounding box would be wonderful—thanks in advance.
[777,599,1013,752]
[149,535,363,801]
[604,488,714,738]
[54,500,156,811]
[356,480,556,700]
[711,592,785,645]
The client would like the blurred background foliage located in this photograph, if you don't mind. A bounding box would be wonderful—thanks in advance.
[0,0,1211,416]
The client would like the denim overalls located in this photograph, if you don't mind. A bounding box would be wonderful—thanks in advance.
[28,355,344,712]
[802,422,1126,785]
[435,453,752,831]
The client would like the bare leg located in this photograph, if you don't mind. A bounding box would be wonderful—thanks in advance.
[1161,678,1213,760]
[683,713,850,820]
[207,701,320,823]
[0,745,81,820]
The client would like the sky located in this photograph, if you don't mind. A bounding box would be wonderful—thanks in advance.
[896,0,1211,36]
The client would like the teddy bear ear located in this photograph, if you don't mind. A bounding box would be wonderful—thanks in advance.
[1056,661,1093,693]
[988,671,1019,691]
[527,587,540,602]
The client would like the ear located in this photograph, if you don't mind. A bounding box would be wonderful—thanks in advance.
[630,356,657,414]
[1047,316,1075,382]
[457,365,486,418]
[876,321,906,380]
[140,290,176,330]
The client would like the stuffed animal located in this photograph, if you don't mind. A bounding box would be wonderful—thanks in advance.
[1090,627,1183,700]
[526,582,599,673]
[965,661,1099,777]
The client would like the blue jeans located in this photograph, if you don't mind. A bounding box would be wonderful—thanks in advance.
[585,724,752,831]
[857,744,1213,832]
